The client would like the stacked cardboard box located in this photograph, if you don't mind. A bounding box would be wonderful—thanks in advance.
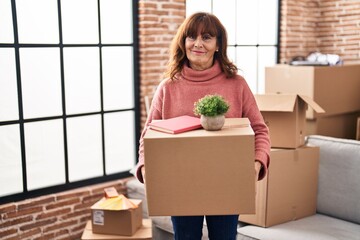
[254,94,324,148]
[265,64,360,139]
[239,94,321,227]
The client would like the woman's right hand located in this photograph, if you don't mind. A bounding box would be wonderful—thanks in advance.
[141,166,146,183]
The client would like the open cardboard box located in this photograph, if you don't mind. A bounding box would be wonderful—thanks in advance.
[91,189,143,236]
[265,64,360,119]
[239,146,320,227]
[255,93,325,148]
[143,118,255,216]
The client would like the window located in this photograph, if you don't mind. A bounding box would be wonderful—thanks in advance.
[0,0,139,203]
[186,0,279,93]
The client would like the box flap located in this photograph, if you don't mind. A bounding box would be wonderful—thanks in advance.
[255,94,326,113]
[255,94,297,112]
[222,118,250,128]
[298,95,325,113]
[91,196,140,211]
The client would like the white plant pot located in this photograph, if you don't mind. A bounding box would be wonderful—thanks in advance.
[200,115,225,131]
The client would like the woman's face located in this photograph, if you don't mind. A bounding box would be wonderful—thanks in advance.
[185,32,218,71]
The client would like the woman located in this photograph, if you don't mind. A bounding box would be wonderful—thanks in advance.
[135,12,270,240]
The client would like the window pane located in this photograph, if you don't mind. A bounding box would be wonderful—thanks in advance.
[0,0,14,43]
[236,47,257,93]
[0,48,18,121]
[61,0,99,44]
[213,0,236,45]
[0,125,22,197]
[104,111,135,175]
[25,120,65,190]
[236,1,258,45]
[102,47,134,111]
[64,47,101,114]
[16,0,59,44]
[67,115,103,182]
[185,0,211,16]
[100,0,132,44]
[20,48,62,119]
[258,46,277,94]
[259,0,278,45]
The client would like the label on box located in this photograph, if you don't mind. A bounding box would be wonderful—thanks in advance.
[93,210,104,225]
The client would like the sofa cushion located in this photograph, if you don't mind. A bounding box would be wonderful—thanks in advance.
[305,135,360,224]
[237,214,360,240]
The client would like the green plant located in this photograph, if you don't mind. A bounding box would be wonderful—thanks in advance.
[193,94,230,117]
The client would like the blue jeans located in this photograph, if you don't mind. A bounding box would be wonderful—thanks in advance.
[171,215,239,240]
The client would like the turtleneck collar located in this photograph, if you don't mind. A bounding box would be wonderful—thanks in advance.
[180,59,223,82]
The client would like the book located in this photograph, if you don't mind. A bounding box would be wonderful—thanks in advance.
[149,115,202,134]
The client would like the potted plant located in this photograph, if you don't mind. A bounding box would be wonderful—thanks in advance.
[193,94,230,131]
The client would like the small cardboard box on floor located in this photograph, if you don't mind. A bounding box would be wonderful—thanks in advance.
[239,146,320,227]
[255,93,325,148]
[143,118,255,216]
[91,188,143,236]
[265,64,360,119]
[81,219,152,240]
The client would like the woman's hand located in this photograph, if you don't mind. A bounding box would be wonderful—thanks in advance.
[141,166,146,183]
[255,160,262,181]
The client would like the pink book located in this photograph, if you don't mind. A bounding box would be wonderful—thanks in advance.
[149,115,202,134]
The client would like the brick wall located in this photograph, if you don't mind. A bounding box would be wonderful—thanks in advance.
[0,178,131,240]
[280,0,360,64]
[138,0,186,128]
[280,0,320,63]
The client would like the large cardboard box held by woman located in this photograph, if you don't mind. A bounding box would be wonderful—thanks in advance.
[143,118,256,216]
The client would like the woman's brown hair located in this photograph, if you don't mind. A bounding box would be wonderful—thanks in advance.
[164,12,238,80]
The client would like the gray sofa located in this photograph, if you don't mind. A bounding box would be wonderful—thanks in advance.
[126,135,360,239]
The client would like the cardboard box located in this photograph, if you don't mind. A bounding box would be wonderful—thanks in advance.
[143,118,255,216]
[306,111,360,140]
[265,64,360,119]
[255,93,324,148]
[91,198,142,236]
[81,219,152,240]
[239,146,319,227]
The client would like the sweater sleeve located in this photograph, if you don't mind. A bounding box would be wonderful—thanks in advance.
[241,81,271,181]
[135,84,164,183]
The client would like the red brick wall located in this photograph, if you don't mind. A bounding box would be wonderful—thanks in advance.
[280,0,360,64]
[138,0,186,127]
[0,179,130,240]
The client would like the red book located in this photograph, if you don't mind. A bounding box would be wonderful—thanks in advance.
[149,115,202,134]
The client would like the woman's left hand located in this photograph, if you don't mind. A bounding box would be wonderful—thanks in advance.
[255,160,262,181]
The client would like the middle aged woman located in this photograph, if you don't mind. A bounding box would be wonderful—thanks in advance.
[135,12,270,240]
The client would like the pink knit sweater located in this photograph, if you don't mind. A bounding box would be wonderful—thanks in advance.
[136,60,270,183]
